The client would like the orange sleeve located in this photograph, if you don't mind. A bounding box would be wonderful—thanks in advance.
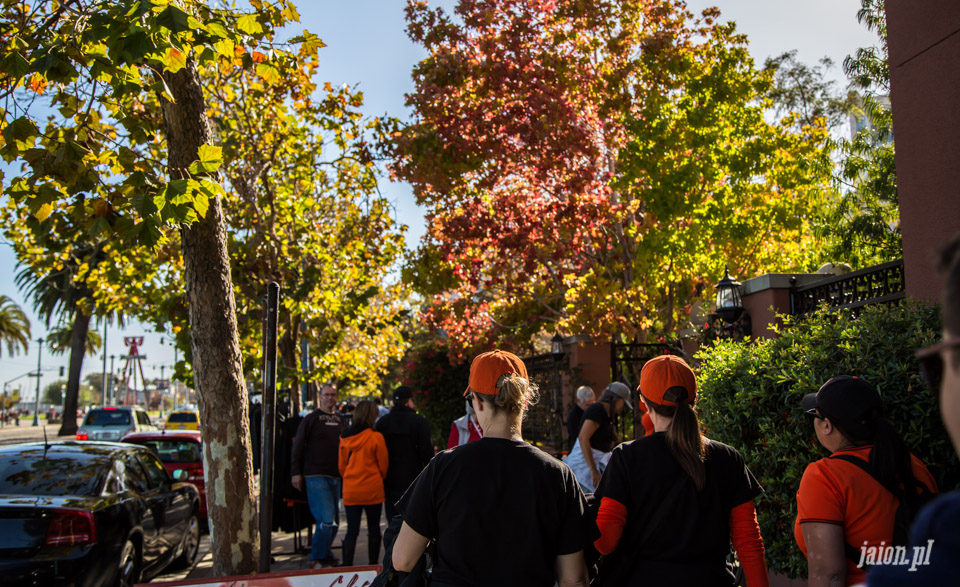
[730,501,768,587]
[338,441,348,478]
[796,461,844,525]
[593,496,628,556]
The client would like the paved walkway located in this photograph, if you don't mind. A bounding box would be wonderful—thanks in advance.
[154,503,386,582]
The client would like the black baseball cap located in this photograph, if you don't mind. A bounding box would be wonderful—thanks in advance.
[801,376,882,438]
[393,385,414,403]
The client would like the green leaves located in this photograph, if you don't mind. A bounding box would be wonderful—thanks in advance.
[187,144,223,174]
[155,4,193,34]
[236,14,263,35]
[1,117,40,160]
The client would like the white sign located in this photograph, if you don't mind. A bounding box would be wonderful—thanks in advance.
[141,565,381,587]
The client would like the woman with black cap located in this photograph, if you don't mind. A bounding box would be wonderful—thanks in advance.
[795,375,937,587]
[391,349,593,586]
[592,355,769,586]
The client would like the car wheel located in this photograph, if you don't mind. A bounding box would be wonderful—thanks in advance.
[172,512,201,570]
[116,539,140,587]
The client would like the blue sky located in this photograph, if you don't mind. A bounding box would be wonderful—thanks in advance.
[0,1,877,395]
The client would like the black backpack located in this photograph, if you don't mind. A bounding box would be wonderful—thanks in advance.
[829,453,935,565]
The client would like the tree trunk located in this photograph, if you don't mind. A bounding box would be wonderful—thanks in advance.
[277,318,302,415]
[57,307,90,437]
[162,56,258,576]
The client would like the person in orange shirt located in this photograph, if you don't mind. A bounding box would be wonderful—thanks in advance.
[795,376,938,586]
[338,400,389,567]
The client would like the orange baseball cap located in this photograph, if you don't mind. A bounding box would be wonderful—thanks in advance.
[639,355,697,407]
[464,350,528,396]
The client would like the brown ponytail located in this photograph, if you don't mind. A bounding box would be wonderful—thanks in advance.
[649,398,707,492]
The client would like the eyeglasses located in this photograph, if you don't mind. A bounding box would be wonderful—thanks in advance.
[916,338,960,395]
[804,409,825,421]
[321,393,338,398]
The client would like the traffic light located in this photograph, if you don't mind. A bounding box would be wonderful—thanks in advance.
[59,366,65,377]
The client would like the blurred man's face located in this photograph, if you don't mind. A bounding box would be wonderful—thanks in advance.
[581,397,596,409]
[941,329,960,454]
[320,386,338,412]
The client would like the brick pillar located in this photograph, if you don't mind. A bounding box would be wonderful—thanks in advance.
[885,1,960,301]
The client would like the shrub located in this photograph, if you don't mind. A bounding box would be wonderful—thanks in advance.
[696,301,956,579]
[401,340,470,450]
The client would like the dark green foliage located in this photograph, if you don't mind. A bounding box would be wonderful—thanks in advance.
[696,302,955,578]
[400,340,470,451]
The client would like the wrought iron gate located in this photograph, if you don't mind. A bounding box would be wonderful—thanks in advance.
[610,341,685,440]
[522,351,567,456]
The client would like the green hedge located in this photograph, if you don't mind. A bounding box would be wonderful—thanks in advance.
[401,341,470,451]
[696,302,956,579]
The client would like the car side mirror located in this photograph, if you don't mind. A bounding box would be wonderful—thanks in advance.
[172,469,189,481]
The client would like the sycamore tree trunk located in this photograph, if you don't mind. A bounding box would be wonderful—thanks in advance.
[162,57,258,576]
[57,307,90,437]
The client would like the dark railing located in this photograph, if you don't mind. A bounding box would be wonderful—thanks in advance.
[610,341,684,440]
[791,259,905,316]
[522,352,567,456]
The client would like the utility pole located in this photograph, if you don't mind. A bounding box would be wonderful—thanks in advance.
[32,338,42,427]
[101,319,108,407]
[109,355,116,406]
[159,364,166,415]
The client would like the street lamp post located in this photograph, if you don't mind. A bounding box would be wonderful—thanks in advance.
[33,338,43,427]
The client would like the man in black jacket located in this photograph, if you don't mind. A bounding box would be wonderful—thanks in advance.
[376,385,433,521]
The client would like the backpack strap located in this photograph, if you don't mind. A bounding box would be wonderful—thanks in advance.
[826,453,932,567]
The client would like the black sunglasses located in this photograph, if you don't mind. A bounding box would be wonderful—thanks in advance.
[916,338,960,395]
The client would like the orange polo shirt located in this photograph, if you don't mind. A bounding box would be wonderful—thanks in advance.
[794,445,937,586]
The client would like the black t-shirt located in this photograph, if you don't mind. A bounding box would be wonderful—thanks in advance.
[594,433,762,587]
[566,404,584,451]
[581,402,615,452]
[397,437,594,587]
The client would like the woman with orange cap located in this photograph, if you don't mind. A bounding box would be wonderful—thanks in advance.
[592,355,769,586]
[392,349,593,586]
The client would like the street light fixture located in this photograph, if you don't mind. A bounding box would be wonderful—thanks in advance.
[551,333,564,355]
[713,266,751,339]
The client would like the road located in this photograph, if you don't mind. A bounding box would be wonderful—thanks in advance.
[0,419,61,445]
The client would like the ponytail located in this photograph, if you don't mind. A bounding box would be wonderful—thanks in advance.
[865,409,921,507]
[649,399,707,492]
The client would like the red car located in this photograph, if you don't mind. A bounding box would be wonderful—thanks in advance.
[122,430,207,523]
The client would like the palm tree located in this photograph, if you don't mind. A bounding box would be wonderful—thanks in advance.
[16,242,108,436]
[0,295,31,356]
[46,322,103,356]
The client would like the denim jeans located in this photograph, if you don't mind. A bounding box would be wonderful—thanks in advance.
[305,475,340,562]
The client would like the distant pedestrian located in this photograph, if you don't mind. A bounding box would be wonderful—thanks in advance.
[374,397,389,421]
[593,355,768,586]
[338,400,388,567]
[566,385,595,451]
[566,381,631,492]
[391,349,592,586]
[375,385,433,521]
[291,382,346,568]
[447,399,482,449]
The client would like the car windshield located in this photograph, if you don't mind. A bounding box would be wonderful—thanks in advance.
[167,413,197,423]
[128,439,201,463]
[84,409,132,426]
[0,446,110,496]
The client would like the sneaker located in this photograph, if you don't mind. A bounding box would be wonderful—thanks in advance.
[307,560,321,570]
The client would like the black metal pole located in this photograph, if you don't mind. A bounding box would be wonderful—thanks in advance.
[259,282,280,573]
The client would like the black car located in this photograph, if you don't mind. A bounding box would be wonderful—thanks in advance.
[0,441,201,586]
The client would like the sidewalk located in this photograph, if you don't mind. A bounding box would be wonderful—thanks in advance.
[0,419,57,445]
[154,503,385,582]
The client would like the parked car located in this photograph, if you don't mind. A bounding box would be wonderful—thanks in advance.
[163,410,200,431]
[122,430,207,522]
[0,441,200,586]
[77,406,157,441]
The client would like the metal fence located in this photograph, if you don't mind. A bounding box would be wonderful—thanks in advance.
[791,258,905,316]
[522,351,567,456]
[610,341,684,441]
